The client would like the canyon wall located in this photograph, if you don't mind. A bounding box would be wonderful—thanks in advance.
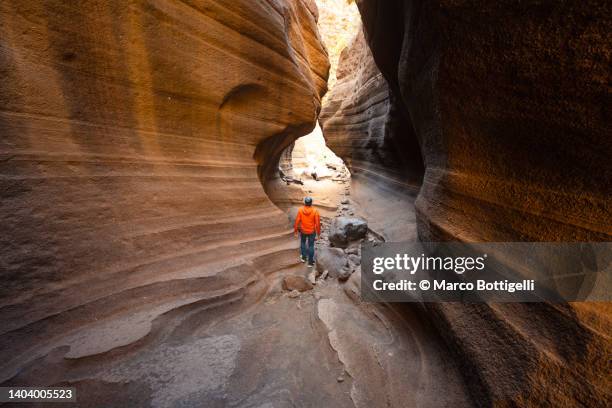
[321,29,421,179]
[356,0,611,243]
[0,0,328,386]
[324,0,611,406]
[320,29,424,241]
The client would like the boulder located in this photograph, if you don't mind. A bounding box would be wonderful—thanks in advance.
[282,275,313,292]
[329,217,368,248]
[315,247,348,278]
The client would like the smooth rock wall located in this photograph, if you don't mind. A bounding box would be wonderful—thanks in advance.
[0,0,328,382]
[320,28,423,185]
[320,27,424,241]
[355,0,611,243]
[324,0,611,405]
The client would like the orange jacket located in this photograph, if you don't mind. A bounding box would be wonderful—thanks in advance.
[294,206,320,235]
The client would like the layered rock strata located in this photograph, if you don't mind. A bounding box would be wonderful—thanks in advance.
[320,27,424,241]
[323,0,611,405]
[0,0,328,396]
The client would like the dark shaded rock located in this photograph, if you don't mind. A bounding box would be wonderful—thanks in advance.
[320,28,424,183]
[328,1,612,406]
[355,0,611,243]
[329,217,368,248]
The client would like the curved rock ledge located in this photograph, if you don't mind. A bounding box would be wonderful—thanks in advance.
[0,0,328,387]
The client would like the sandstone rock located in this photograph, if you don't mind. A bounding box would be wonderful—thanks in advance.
[288,290,300,299]
[320,22,423,242]
[345,246,359,255]
[282,275,313,292]
[329,217,368,248]
[356,0,610,243]
[315,247,348,278]
[320,27,424,186]
[337,267,352,282]
[307,270,317,285]
[288,207,300,225]
[343,266,361,303]
[348,254,361,266]
[0,0,328,397]
[327,1,611,405]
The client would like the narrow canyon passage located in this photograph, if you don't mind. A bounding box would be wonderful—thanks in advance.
[0,1,468,406]
[258,122,472,406]
[0,0,610,407]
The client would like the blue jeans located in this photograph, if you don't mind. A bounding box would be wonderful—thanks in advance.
[300,232,316,263]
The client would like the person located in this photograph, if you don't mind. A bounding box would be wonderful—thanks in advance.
[294,196,320,267]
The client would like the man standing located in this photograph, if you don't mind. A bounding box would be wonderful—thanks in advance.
[294,196,320,267]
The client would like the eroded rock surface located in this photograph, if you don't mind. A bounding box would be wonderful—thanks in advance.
[320,27,423,242]
[355,0,611,243]
[323,0,611,406]
[0,0,329,400]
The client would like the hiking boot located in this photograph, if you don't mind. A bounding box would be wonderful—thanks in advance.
[307,262,315,267]
[299,256,306,263]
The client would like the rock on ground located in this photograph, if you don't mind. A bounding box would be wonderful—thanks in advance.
[316,247,348,279]
[343,266,361,303]
[337,268,353,282]
[347,254,361,266]
[329,217,368,248]
[282,275,313,292]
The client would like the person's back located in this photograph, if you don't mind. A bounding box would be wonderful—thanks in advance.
[294,197,320,266]
[295,206,320,235]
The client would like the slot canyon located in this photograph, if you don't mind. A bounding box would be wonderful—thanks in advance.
[0,0,610,407]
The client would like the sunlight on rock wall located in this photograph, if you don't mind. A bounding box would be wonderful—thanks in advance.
[315,0,361,92]
[291,123,346,180]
